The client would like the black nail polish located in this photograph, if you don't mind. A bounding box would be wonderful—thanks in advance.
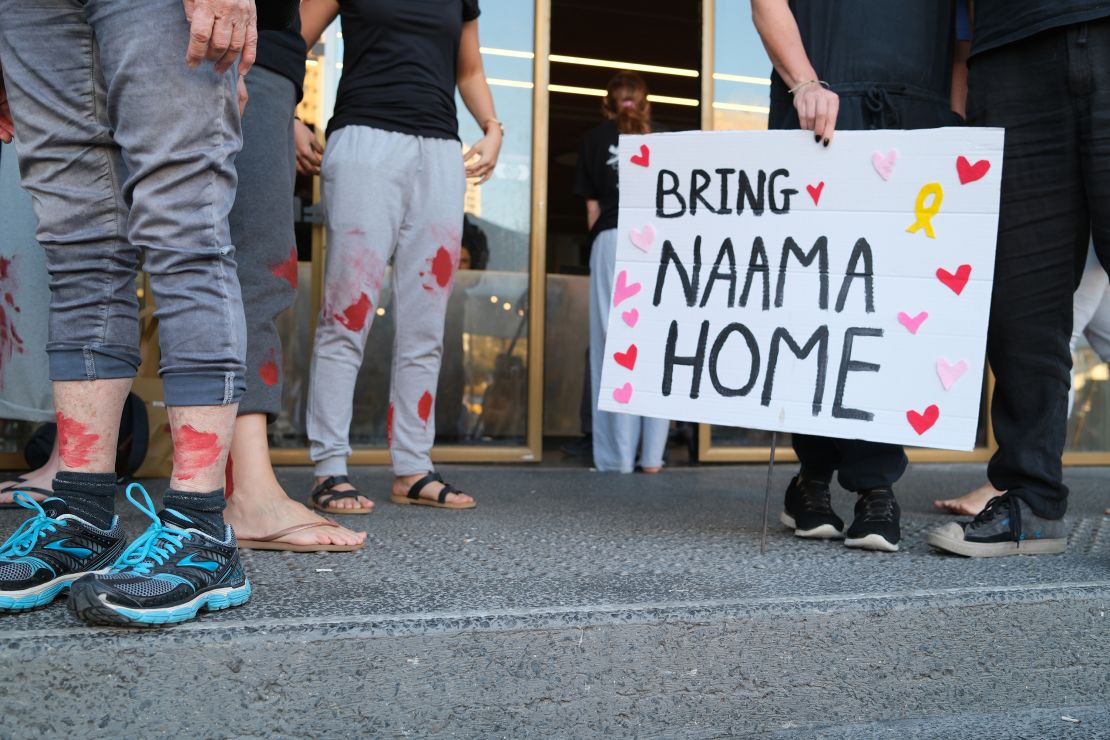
[823,139,829,147]
[814,134,821,143]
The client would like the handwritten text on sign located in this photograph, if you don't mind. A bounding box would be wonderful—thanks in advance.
[599,129,1004,451]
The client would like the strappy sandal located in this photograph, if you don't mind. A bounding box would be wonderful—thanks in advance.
[237,521,363,552]
[0,485,53,509]
[391,472,476,509]
[310,475,375,515]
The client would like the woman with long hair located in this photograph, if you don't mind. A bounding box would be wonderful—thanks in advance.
[299,0,501,512]
[575,72,669,474]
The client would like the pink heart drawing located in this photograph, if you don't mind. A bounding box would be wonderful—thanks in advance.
[629,224,656,252]
[936,358,969,390]
[612,270,642,308]
[871,149,898,181]
[621,307,640,327]
[897,310,928,334]
[613,382,633,404]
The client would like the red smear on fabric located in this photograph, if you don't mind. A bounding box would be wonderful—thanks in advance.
[0,256,23,387]
[270,246,298,289]
[57,413,99,468]
[430,246,454,288]
[0,258,10,280]
[172,425,222,481]
[336,293,372,332]
[387,403,394,448]
[225,456,235,500]
[259,359,280,386]
[417,392,433,426]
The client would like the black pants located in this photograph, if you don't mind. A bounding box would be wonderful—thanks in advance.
[969,18,1110,520]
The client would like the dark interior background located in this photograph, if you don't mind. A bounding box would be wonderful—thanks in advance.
[546,0,703,275]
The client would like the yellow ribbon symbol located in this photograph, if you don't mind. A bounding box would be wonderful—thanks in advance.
[906,182,944,239]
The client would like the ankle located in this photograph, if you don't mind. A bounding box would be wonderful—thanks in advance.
[53,471,116,529]
[162,488,227,539]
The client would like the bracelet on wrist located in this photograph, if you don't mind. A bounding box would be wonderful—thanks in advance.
[482,118,504,136]
[788,79,830,95]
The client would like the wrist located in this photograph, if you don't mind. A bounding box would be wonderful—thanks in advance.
[482,117,504,137]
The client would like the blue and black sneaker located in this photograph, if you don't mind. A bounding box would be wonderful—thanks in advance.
[0,493,126,613]
[68,483,250,627]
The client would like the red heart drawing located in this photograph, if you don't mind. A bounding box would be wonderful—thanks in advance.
[630,144,650,168]
[906,404,939,435]
[936,264,972,295]
[956,156,990,185]
[614,344,638,371]
[806,181,824,205]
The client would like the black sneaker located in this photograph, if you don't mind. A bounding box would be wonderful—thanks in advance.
[927,494,1066,557]
[780,475,844,539]
[68,483,250,627]
[844,488,901,552]
[0,493,126,612]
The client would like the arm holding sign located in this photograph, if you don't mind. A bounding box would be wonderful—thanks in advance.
[586,200,601,231]
[751,0,838,145]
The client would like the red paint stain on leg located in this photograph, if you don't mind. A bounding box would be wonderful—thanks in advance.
[387,403,394,448]
[336,293,372,332]
[225,456,235,500]
[270,246,298,289]
[57,413,99,468]
[172,425,222,481]
[417,392,433,426]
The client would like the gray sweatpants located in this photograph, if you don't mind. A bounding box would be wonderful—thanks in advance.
[229,68,299,422]
[589,228,669,473]
[307,125,465,477]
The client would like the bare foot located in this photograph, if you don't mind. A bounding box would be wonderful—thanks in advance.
[312,476,375,512]
[0,440,60,505]
[392,473,474,507]
[934,481,1003,516]
[226,490,366,549]
[641,466,663,474]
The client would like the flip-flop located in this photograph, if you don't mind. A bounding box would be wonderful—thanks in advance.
[0,486,53,509]
[0,476,27,493]
[310,475,375,515]
[391,472,476,510]
[237,521,364,552]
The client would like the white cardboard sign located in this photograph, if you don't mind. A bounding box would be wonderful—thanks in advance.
[598,128,1004,451]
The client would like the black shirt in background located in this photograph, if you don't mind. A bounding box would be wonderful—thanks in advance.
[970,0,1110,56]
[327,0,481,140]
[257,16,307,102]
[574,120,622,245]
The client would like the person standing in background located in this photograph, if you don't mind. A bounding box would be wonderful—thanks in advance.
[301,0,502,512]
[753,0,966,552]
[575,72,670,474]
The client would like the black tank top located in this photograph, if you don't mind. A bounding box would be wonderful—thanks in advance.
[768,0,959,132]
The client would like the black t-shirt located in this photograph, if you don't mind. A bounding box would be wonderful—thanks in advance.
[574,121,622,244]
[970,1,1110,55]
[327,0,481,140]
[256,16,307,102]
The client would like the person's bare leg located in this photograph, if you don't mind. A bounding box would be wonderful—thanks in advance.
[168,405,239,493]
[227,414,365,546]
[391,474,474,506]
[0,438,60,503]
[934,481,1003,516]
[54,379,132,474]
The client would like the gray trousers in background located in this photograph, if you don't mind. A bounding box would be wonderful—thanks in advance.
[0,144,52,422]
[307,126,465,477]
[229,68,299,422]
[0,0,246,406]
[589,228,669,473]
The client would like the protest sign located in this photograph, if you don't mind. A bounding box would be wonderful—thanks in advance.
[598,128,1004,451]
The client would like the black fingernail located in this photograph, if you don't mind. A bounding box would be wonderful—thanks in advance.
[823,139,829,147]
[814,134,821,142]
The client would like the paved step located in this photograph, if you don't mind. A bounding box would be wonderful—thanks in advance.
[0,465,1107,737]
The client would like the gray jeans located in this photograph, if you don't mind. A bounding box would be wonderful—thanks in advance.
[0,0,246,406]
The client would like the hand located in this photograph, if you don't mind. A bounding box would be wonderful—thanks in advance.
[0,67,13,144]
[183,0,258,75]
[793,83,839,146]
[463,128,501,185]
[237,75,248,115]
[294,118,324,176]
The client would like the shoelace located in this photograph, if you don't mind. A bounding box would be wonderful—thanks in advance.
[799,480,834,514]
[111,483,194,576]
[972,495,1022,543]
[0,492,70,559]
[859,490,895,522]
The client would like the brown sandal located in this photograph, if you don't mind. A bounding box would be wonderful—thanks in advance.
[310,475,375,515]
[237,521,363,552]
[391,473,475,510]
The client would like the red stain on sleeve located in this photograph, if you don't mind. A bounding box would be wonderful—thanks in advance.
[259,359,280,386]
[387,403,394,448]
[270,246,298,289]
[417,392,433,426]
[172,425,222,481]
[335,293,372,332]
[57,413,100,468]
